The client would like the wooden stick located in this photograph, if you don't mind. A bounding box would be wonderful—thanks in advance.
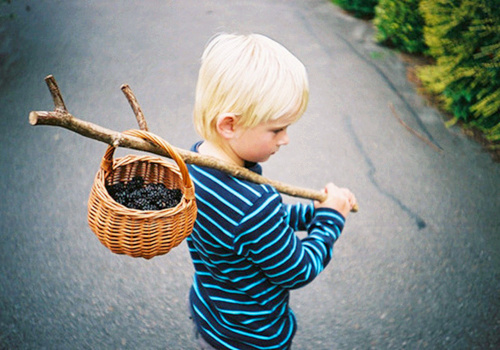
[46,75,67,111]
[29,75,358,212]
[121,84,149,131]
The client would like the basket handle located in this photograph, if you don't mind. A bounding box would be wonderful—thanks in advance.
[100,129,195,200]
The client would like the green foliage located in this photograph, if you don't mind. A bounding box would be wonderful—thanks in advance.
[374,0,427,54]
[417,0,500,142]
[333,0,379,19]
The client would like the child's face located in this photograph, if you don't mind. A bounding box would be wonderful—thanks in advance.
[229,116,293,165]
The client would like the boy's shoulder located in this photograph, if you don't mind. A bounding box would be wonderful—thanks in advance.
[187,164,279,210]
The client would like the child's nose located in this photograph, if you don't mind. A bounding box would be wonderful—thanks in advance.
[279,131,289,146]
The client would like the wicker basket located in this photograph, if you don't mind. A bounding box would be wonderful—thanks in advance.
[87,129,197,259]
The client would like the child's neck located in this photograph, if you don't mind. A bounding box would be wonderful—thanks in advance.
[199,141,244,167]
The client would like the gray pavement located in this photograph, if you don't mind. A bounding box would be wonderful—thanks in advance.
[1,1,499,349]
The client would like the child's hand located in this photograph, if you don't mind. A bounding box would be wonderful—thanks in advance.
[314,183,357,218]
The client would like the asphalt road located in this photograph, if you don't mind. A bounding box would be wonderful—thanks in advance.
[1,1,499,349]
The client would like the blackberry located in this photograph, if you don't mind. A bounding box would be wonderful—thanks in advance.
[106,176,183,210]
[128,176,144,191]
[106,181,125,198]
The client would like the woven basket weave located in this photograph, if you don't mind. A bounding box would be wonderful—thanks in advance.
[87,129,197,259]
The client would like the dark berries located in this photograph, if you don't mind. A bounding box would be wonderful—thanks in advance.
[106,176,182,210]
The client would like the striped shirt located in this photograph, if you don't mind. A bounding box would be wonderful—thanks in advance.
[186,143,345,350]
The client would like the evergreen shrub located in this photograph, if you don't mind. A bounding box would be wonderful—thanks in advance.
[417,0,500,142]
[374,0,427,54]
[333,0,379,19]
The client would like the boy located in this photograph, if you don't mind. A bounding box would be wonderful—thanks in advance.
[186,33,357,350]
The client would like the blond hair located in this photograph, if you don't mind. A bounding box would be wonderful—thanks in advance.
[193,33,309,143]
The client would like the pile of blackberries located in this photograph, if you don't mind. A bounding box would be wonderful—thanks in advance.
[106,176,182,211]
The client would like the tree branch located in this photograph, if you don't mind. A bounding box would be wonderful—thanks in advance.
[45,74,67,111]
[121,84,149,131]
[29,75,358,212]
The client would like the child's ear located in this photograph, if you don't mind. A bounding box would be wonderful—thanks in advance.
[216,113,238,140]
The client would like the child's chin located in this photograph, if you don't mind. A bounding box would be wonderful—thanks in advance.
[261,155,273,162]
[247,153,274,164]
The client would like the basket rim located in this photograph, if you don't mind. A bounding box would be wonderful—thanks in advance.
[101,129,195,200]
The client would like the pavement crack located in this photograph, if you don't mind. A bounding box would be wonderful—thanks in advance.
[344,114,427,230]
[332,32,443,153]
[297,7,442,152]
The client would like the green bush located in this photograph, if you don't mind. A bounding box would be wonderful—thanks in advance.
[374,0,427,54]
[417,0,500,142]
[333,0,379,19]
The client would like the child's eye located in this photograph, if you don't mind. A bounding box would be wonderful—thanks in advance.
[272,127,286,134]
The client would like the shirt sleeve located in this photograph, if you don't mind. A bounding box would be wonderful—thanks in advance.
[233,189,345,290]
[282,202,315,231]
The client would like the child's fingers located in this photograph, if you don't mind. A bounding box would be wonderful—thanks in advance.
[347,191,358,212]
[324,182,340,195]
[316,183,358,214]
[340,188,357,209]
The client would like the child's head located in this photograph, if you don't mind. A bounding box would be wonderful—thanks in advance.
[193,33,309,145]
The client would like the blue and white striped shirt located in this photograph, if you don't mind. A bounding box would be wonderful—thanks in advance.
[187,144,345,350]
